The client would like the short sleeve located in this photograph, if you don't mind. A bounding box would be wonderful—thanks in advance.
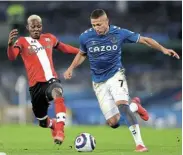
[79,34,87,54]
[120,29,140,43]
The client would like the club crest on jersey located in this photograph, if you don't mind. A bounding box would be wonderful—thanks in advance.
[45,38,51,42]
[110,36,118,44]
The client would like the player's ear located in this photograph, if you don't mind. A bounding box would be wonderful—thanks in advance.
[106,18,109,24]
[106,17,109,21]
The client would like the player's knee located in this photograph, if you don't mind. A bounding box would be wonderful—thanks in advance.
[51,87,63,99]
[118,103,130,113]
[110,122,120,129]
[46,81,63,101]
[116,100,128,106]
[39,118,48,128]
[107,114,120,129]
[107,121,120,129]
[116,100,129,113]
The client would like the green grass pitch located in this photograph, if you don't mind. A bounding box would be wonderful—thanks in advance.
[0,125,181,155]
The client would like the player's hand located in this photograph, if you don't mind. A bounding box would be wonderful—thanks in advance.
[8,29,19,46]
[64,68,73,80]
[162,48,180,59]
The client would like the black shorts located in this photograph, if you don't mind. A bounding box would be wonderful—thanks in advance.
[29,78,63,119]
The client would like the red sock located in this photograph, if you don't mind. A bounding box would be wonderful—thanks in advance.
[54,97,66,131]
[46,117,53,128]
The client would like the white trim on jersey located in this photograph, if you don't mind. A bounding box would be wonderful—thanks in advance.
[136,34,140,43]
[25,37,54,81]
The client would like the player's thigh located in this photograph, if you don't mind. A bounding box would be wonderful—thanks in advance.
[92,82,120,120]
[32,96,49,120]
[108,70,129,103]
[29,83,49,120]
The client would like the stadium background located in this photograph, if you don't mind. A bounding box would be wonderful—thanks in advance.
[0,1,181,129]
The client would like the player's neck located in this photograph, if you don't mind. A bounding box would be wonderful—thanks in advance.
[30,35,41,40]
[103,26,110,35]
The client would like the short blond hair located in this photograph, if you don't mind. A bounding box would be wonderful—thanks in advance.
[27,15,42,24]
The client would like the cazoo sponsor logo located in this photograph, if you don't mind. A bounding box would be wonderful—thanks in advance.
[89,45,118,53]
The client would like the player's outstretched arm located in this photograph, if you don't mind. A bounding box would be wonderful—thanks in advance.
[64,51,86,79]
[138,36,180,59]
[55,42,79,54]
[7,29,20,61]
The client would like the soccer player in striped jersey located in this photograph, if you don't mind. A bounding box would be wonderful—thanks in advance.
[7,15,79,145]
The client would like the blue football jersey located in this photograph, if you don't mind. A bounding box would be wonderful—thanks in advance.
[79,25,140,83]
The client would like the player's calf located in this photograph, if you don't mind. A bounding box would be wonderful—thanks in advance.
[117,100,146,148]
[117,101,137,126]
[38,117,54,128]
[50,118,57,137]
[39,118,48,128]
[45,80,66,144]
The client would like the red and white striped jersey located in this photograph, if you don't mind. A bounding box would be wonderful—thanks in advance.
[14,33,59,86]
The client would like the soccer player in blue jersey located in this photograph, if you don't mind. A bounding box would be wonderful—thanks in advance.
[64,9,180,152]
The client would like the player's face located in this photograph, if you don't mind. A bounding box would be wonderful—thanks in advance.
[91,15,109,35]
[27,19,42,39]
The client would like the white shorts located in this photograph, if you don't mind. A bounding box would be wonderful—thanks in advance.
[92,69,129,120]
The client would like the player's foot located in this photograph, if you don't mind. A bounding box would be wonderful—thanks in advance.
[53,122,65,145]
[131,97,149,121]
[135,145,148,152]
[54,130,65,145]
[50,118,57,138]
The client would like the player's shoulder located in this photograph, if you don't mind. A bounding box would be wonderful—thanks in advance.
[110,25,133,35]
[80,28,95,39]
[115,26,133,33]
[110,25,124,32]
[42,33,56,38]
[41,33,58,43]
[17,36,25,41]
[14,36,26,44]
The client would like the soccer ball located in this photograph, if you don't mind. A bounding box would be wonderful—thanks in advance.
[74,133,96,152]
